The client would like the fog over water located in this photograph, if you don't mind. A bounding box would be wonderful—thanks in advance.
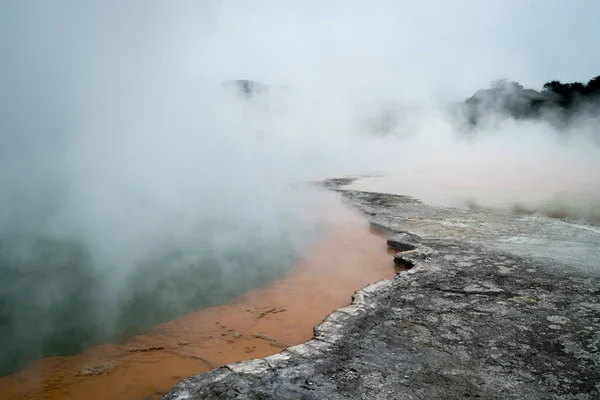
[1,1,599,375]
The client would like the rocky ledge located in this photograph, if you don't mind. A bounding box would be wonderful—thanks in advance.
[163,184,600,399]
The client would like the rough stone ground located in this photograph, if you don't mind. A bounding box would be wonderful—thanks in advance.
[163,183,600,400]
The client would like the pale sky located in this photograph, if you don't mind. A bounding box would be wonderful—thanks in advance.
[1,1,599,102]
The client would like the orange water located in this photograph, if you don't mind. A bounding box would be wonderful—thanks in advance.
[0,196,401,400]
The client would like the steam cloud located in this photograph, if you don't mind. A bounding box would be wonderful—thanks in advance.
[1,1,599,375]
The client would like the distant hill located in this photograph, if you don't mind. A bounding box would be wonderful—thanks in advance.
[459,75,600,127]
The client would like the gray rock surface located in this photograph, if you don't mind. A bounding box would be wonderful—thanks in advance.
[163,186,600,400]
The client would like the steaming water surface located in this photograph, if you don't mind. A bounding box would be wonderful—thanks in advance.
[0,186,325,376]
[0,192,401,400]
[346,172,600,225]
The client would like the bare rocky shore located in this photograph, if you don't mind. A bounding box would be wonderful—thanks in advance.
[162,180,600,399]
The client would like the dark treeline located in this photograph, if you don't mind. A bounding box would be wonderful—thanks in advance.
[461,75,600,127]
